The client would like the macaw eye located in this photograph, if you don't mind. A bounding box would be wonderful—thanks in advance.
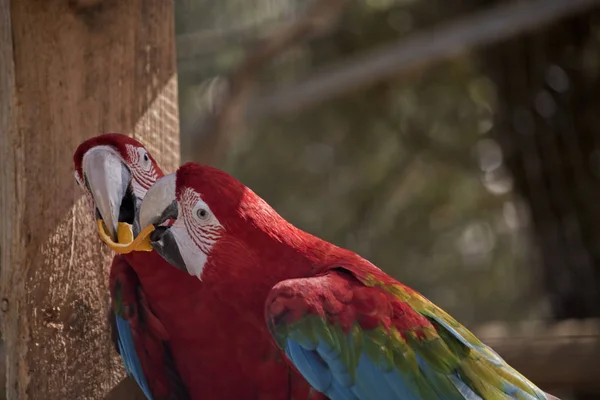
[137,148,152,170]
[192,199,213,223]
[190,198,217,226]
[196,208,209,220]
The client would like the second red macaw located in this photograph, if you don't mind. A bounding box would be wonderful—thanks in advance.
[133,162,561,400]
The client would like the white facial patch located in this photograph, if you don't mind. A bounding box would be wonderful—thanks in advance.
[125,144,159,198]
[172,219,208,279]
[173,188,224,280]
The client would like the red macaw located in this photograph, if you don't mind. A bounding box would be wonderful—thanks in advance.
[134,162,561,400]
[73,134,322,400]
[73,134,190,399]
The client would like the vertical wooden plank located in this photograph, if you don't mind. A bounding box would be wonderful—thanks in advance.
[0,0,179,398]
[0,1,21,399]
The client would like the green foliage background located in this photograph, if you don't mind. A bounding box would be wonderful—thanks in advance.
[174,0,552,326]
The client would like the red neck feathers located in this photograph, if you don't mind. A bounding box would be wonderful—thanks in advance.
[174,163,360,309]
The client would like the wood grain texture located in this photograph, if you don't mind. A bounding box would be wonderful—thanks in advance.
[0,0,179,399]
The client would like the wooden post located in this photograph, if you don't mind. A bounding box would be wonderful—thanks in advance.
[0,0,179,399]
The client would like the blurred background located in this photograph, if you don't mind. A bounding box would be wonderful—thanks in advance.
[173,0,600,398]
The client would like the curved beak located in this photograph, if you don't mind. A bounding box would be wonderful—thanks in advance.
[139,173,178,229]
[138,174,187,272]
[83,147,131,241]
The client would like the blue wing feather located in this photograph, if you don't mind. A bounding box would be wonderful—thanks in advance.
[113,313,154,400]
[285,337,426,400]
[108,255,191,400]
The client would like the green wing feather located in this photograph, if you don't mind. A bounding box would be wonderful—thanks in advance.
[266,266,550,400]
[374,276,548,400]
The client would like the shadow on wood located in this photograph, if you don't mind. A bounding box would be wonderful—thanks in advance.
[104,377,146,400]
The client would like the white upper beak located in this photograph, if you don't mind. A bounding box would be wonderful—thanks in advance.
[139,173,177,229]
[82,146,130,241]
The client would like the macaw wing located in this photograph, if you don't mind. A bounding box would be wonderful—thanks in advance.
[109,255,190,400]
[265,266,549,400]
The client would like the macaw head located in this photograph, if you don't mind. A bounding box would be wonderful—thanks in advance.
[73,133,163,246]
[134,162,294,278]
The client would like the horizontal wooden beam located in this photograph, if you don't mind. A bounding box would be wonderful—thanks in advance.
[473,319,600,392]
[246,0,600,120]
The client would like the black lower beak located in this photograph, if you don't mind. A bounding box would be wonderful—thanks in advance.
[130,197,143,237]
[150,227,187,273]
